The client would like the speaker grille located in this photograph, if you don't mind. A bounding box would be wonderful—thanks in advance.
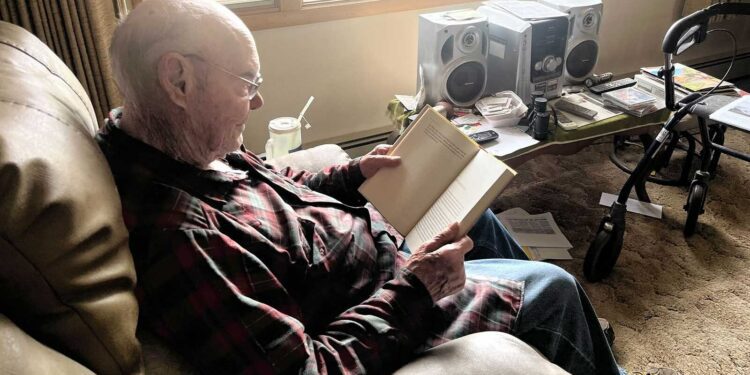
[441,35,454,65]
[566,40,598,79]
[446,61,485,105]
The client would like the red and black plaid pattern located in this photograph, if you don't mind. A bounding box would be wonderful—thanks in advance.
[97,117,523,374]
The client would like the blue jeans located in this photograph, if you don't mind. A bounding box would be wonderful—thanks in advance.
[401,210,620,375]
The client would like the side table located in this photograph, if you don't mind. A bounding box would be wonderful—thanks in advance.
[385,99,670,169]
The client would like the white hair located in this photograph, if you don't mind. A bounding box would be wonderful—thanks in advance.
[109,0,255,121]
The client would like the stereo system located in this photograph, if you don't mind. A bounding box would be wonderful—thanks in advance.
[478,1,569,103]
[417,10,489,107]
[416,0,602,107]
[536,0,603,84]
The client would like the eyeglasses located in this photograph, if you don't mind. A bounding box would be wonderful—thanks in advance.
[185,54,262,99]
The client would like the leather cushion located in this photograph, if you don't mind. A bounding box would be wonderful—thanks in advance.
[0,21,142,374]
[393,332,569,375]
[0,313,94,375]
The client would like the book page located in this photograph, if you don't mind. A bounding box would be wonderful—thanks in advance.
[709,96,750,132]
[359,108,479,234]
[405,149,516,250]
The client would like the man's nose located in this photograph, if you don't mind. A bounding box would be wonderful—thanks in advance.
[250,92,263,110]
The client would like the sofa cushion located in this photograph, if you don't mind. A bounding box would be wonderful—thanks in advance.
[265,143,352,171]
[393,332,569,375]
[0,21,142,374]
[0,313,94,375]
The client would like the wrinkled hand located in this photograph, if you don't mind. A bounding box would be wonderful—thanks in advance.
[359,144,401,179]
[405,223,473,303]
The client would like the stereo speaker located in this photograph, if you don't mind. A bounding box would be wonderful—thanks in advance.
[536,0,603,84]
[417,10,489,107]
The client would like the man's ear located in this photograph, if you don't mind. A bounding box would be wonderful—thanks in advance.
[157,52,195,109]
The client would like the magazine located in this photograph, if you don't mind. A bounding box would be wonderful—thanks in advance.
[642,63,735,93]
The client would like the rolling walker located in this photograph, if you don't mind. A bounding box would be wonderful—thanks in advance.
[584,2,750,282]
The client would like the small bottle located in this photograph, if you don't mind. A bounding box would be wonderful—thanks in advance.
[532,97,550,141]
[525,90,545,123]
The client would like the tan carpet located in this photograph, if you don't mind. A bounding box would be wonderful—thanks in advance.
[493,128,750,375]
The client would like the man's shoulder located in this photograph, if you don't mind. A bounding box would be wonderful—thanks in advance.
[120,179,210,232]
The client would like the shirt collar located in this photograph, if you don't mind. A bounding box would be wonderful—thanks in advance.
[98,109,246,202]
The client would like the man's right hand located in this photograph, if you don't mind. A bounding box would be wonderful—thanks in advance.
[405,223,473,303]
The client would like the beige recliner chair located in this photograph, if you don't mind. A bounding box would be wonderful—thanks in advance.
[0,21,566,375]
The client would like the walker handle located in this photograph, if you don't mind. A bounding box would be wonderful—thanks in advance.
[662,3,750,55]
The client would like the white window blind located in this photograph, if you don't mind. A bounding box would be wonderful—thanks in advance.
[301,0,358,5]
[217,0,274,9]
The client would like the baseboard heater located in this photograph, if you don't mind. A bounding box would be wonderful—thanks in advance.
[337,131,392,153]
[692,51,750,83]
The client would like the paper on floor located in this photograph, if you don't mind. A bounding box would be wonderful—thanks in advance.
[599,192,662,219]
[521,246,574,261]
[497,208,573,251]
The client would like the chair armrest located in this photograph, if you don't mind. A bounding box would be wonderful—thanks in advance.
[265,144,351,172]
[393,332,569,375]
[0,314,95,375]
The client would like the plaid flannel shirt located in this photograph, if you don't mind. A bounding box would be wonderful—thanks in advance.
[97,116,523,374]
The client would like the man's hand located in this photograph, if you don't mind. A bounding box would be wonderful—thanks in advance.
[405,223,473,303]
[359,144,401,179]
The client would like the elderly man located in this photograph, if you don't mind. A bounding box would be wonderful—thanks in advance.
[97,0,620,374]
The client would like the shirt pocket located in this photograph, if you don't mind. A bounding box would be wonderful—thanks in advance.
[296,217,331,272]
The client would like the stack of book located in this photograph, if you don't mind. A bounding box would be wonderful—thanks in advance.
[635,63,738,101]
[602,87,660,117]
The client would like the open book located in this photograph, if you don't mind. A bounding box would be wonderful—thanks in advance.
[358,106,517,250]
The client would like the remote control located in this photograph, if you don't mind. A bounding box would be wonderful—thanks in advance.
[469,130,499,144]
[556,111,573,124]
[554,99,598,120]
[588,78,637,95]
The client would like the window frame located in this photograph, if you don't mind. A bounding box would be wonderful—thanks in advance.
[131,0,475,30]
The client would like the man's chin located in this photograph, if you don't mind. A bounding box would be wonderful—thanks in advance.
[224,136,244,155]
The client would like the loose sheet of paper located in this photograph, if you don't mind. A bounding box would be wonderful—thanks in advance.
[521,246,573,261]
[709,95,750,132]
[445,9,482,21]
[599,192,663,219]
[395,94,417,111]
[452,114,484,126]
[497,208,573,254]
[471,124,539,157]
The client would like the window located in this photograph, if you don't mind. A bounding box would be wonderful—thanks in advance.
[218,0,474,30]
[217,0,276,12]
[130,0,471,29]
[221,0,270,4]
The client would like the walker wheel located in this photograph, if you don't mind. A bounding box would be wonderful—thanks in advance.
[584,221,624,282]
[683,183,706,237]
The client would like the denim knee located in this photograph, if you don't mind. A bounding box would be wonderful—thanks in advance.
[514,262,582,328]
[466,210,526,261]
[538,263,577,290]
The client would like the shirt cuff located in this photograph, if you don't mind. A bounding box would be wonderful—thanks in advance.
[347,158,366,187]
[374,268,435,335]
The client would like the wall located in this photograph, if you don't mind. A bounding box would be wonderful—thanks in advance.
[245,1,750,153]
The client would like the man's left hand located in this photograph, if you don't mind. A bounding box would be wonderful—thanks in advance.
[359,144,401,179]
